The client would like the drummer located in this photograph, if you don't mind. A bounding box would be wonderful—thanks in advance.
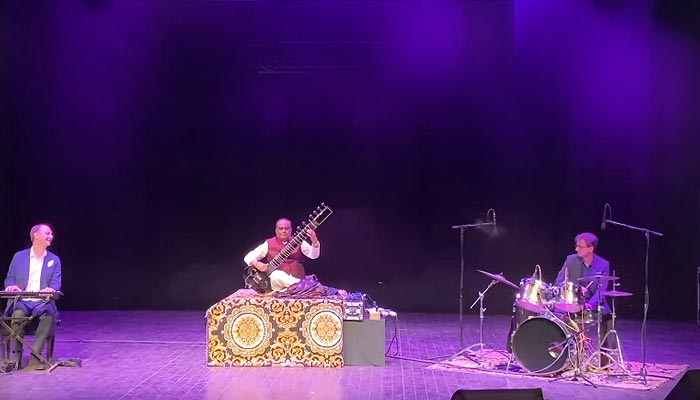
[555,232,614,364]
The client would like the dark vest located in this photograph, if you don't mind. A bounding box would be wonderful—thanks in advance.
[264,237,306,279]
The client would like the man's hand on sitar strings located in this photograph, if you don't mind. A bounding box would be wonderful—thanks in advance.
[252,260,268,272]
[307,229,319,245]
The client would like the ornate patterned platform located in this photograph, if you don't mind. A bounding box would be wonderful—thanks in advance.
[206,289,344,367]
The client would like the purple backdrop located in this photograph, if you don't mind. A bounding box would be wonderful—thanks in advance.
[1,0,699,319]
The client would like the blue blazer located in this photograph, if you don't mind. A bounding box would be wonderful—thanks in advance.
[3,248,62,315]
[555,253,611,314]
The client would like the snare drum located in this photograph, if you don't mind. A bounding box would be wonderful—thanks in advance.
[554,281,581,313]
[566,309,598,330]
[515,278,551,312]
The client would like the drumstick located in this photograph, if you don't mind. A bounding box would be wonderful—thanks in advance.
[582,280,596,303]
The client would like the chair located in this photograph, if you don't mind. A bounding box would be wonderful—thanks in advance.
[1,309,59,369]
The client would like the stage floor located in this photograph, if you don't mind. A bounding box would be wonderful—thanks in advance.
[1,311,698,399]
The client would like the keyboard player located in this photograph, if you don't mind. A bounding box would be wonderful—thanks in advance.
[3,223,62,370]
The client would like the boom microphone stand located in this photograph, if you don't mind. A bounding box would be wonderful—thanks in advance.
[449,209,497,357]
[601,204,663,385]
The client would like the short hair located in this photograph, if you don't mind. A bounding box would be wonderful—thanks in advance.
[275,218,292,228]
[575,232,598,249]
[29,224,50,242]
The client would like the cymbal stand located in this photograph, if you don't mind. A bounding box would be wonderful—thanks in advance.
[464,279,498,356]
[583,272,622,372]
[593,292,627,371]
[582,297,615,372]
[582,274,608,371]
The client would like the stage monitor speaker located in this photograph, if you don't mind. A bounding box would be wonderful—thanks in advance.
[666,369,700,400]
[451,388,544,400]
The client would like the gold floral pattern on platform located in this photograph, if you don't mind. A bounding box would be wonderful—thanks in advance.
[225,307,270,351]
[207,289,344,367]
[302,304,343,354]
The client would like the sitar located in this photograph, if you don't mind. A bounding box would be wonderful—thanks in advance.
[243,203,333,293]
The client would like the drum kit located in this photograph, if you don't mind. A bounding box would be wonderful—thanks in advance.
[475,268,633,384]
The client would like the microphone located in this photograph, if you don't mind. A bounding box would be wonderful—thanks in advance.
[486,208,497,236]
[600,204,607,230]
[492,209,497,233]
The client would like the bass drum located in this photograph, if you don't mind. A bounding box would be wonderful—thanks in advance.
[511,316,572,375]
[506,305,538,353]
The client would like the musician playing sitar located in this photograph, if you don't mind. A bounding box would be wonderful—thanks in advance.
[3,223,62,370]
[244,217,345,296]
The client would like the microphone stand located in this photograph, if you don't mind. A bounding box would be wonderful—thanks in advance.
[449,219,495,359]
[602,217,663,385]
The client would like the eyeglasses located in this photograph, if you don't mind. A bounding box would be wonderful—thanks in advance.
[575,244,591,249]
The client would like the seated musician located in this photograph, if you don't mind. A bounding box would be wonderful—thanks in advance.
[244,218,345,297]
[555,232,614,365]
[3,224,62,370]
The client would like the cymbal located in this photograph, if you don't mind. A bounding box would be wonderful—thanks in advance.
[600,290,633,297]
[476,269,519,289]
[577,274,619,283]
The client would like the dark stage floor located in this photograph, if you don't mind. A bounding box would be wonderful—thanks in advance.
[1,311,698,400]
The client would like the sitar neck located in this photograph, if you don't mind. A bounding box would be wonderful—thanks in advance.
[266,204,331,273]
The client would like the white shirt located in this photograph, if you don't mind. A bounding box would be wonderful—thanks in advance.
[243,240,320,292]
[26,248,46,301]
